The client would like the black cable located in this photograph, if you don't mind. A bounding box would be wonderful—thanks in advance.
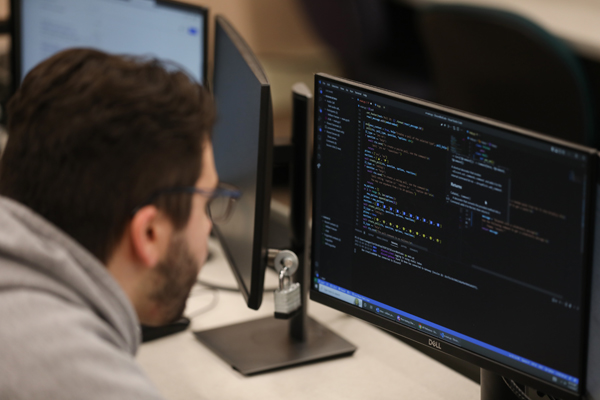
[187,276,282,320]
[187,278,280,319]
[186,288,220,319]
[196,278,278,293]
[196,279,240,292]
[502,377,531,400]
[507,380,558,400]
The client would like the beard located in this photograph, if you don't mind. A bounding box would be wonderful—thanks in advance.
[150,232,199,325]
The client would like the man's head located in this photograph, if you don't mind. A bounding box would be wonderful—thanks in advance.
[0,48,217,325]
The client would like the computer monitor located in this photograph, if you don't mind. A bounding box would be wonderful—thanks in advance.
[311,73,597,400]
[11,0,207,86]
[210,15,273,310]
[194,23,355,374]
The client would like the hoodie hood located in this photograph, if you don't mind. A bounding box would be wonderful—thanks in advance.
[0,196,140,354]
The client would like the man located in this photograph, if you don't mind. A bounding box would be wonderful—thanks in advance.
[0,48,229,398]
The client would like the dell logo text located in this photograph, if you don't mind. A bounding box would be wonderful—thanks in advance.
[429,339,442,349]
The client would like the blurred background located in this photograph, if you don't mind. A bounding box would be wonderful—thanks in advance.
[2,0,600,151]
[1,0,600,169]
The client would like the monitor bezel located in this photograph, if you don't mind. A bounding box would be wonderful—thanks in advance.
[10,0,22,94]
[211,15,273,310]
[10,0,209,90]
[310,72,597,400]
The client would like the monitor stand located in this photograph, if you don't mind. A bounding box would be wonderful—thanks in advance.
[481,369,538,400]
[194,83,356,375]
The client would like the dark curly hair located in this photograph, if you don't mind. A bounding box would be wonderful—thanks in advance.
[0,48,215,263]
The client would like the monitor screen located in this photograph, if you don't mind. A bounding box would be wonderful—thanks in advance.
[211,15,273,310]
[13,0,207,84]
[311,73,596,399]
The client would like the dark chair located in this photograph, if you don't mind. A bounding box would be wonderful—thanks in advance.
[419,5,596,147]
[298,0,433,100]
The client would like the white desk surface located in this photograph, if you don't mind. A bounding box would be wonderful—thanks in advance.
[408,0,600,61]
[137,238,479,400]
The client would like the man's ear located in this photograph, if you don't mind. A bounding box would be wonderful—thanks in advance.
[129,205,173,268]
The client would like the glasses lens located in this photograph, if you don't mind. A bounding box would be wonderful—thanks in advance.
[208,195,232,222]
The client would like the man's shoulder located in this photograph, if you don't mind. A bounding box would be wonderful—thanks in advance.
[0,287,123,348]
[0,196,141,354]
[0,289,165,400]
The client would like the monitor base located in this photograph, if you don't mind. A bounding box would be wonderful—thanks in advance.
[193,316,356,375]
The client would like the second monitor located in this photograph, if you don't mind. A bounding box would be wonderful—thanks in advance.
[194,17,355,375]
[210,14,273,310]
[12,0,208,85]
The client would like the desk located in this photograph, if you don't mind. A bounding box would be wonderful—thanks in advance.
[137,238,479,400]
[407,0,600,61]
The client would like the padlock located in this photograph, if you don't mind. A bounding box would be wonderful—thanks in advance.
[274,266,301,319]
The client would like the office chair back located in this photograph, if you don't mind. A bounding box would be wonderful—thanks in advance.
[299,0,432,99]
[420,5,595,146]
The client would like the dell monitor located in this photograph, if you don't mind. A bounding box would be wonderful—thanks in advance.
[209,15,273,310]
[12,0,207,86]
[311,73,597,400]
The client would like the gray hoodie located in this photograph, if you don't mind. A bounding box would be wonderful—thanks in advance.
[0,196,165,399]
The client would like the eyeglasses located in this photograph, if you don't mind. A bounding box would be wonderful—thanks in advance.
[133,183,242,223]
